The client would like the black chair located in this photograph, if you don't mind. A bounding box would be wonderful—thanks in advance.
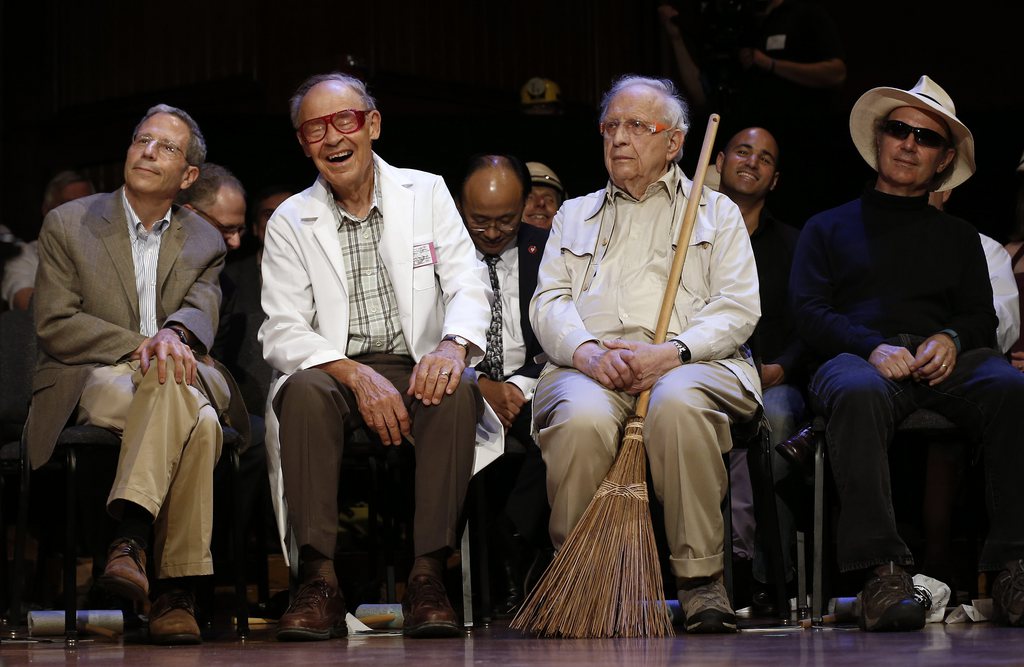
[9,423,247,643]
[806,409,966,621]
[723,422,790,620]
[337,431,408,605]
[333,430,487,628]
[0,308,36,622]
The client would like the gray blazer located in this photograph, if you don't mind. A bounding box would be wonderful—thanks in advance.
[25,189,246,469]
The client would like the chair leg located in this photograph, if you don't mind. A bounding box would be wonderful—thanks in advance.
[461,525,473,629]
[65,447,78,645]
[812,431,825,622]
[10,436,32,625]
[230,447,249,638]
[722,451,734,607]
[796,531,808,617]
[0,473,6,621]
[366,455,382,600]
[255,490,270,605]
[382,451,400,603]
[747,431,789,619]
[472,481,491,625]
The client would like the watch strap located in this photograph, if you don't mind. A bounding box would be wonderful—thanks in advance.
[670,339,691,364]
[938,328,961,353]
[164,326,189,346]
[442,334,470,351]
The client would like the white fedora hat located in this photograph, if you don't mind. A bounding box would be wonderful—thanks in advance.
[849,75,975,191]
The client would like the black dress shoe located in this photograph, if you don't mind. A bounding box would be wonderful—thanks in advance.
[775,424,816,475]
[523,548,554,596]
[751,587,778,617]
[494,560,524,618]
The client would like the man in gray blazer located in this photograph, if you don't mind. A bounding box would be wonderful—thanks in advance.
[27,104,234,644]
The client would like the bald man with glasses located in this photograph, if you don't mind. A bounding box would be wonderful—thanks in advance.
[260,72,494,640]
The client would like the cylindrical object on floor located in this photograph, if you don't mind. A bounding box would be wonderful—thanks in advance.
[828,597,859,622]
[354,603,403,629]
[666,599,683,625]
[28,610,124,637]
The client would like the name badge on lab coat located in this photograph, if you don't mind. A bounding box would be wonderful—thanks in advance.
[413,241,437,268]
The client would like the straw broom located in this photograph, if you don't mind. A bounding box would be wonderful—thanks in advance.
[511,114,722,638]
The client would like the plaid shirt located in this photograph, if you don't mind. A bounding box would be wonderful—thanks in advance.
[332,163,410,358]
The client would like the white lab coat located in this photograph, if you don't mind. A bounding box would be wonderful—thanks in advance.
[259,155,503,561]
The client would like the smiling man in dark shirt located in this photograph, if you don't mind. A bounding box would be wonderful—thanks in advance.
[791,76,1024,632]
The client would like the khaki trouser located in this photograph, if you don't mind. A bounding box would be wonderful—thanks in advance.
[76,360,226,578]
[533,362,758,579]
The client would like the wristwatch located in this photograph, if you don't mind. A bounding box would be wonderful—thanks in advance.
[670,339,691,364]
[441,334,470,353]
[164,326,189,347]
[938,328,961,353]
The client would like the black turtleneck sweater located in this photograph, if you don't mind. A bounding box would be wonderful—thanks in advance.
[790,187,996,363]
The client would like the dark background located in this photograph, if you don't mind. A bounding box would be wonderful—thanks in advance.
[1,0,1021,241]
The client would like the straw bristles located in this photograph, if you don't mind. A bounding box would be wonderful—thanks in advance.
[510,416,674,638]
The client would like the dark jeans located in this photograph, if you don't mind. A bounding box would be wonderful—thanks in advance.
[809,347,1024,572]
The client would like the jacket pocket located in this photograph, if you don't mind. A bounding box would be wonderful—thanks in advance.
[560,222,601,297]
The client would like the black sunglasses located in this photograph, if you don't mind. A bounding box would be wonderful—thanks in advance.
[880,120,949,149]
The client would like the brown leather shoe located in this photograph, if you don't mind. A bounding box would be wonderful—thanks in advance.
[277,578,347,641]
[149,590,201,644]
[775,423,816,475]
[402,574,463,638]
[98,538,149,602]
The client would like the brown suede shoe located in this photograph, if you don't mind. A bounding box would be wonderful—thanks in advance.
[98,538,149,602]
[149,590,201,645]
[402,574,463,638]
[277,579,347,641]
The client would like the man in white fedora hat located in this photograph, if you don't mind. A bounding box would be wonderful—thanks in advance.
[790,75,1024,631]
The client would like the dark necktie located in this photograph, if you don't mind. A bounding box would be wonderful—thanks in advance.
[478,255,504,380]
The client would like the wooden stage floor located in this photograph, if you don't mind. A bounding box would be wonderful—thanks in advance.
[1,618,1021,666]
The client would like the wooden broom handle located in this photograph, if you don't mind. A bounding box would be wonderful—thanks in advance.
[635,113,720,418]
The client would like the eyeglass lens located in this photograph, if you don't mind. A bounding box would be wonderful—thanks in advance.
[600,119,646,138]
[882,120,947,149]
[301,109,367,143]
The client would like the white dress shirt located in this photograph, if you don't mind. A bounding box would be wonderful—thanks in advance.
[122,190,171,337]
[979,232,1020,353]
[476,241,538,399]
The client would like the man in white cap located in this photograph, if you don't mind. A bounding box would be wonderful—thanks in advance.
[791,75,1024,631]
[522,162,564,231]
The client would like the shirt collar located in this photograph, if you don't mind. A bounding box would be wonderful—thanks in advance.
[122,189,171,240]
[605,163,681,205]
[476,239,518,263]
[334,159,382,226]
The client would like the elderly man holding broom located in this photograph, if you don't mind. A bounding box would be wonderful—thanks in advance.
[528,75,762,634]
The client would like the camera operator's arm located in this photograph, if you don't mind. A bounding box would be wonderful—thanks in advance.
[657,4,707,107]
[740,48,846,89]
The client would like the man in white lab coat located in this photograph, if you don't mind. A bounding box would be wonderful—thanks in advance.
[260,72,493,640]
